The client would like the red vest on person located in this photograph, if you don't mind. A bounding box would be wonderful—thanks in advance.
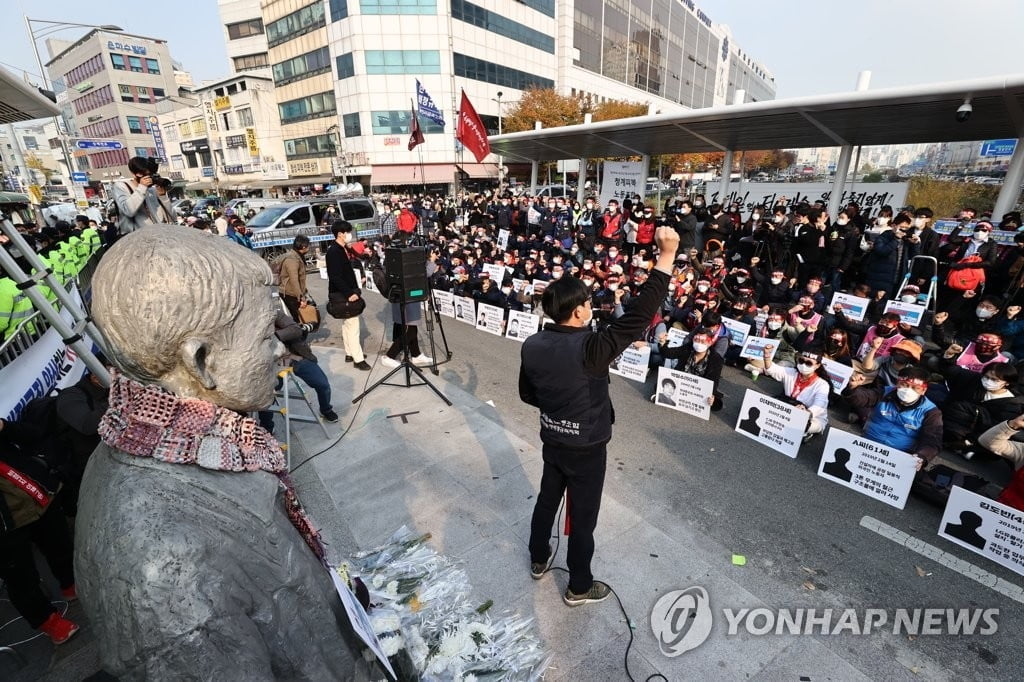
[636,218,656,244]
[600,213,622,239]
[789,311,822,330]
[955,343,1009,373]
[998,467,1024,512]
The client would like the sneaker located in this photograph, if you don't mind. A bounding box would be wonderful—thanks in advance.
[39,612,79,645]
[345,355,353,362]
[321,410,339,423]
[411,354,434,366]
[353,361,372,371]
[563,580,611,607]
[530,549,554,580]
[963,450,976,461]
[60,585,77,601]
[381,356,400,368]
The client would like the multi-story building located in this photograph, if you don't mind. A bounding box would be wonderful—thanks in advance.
[156,73,287,197]
[44,29,180,182]
[0,121,71,196]
[219,0,775,189]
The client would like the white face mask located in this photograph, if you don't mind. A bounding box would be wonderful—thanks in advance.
[877,217,890,226]
[976,307,995,319]
[582,279,594,287]
[773,215,784,224]
[752,214,761,221]
[896,386,920,404]
[837,219,849,226]
[551,271,562,279]
[694,201,704,206]
[736,276,747,284]
[608,283,618,291]
[901,295,917,303]
[797,362,816,375]
[681,207,691,214]
[608,251,619,258]
[770,277,783,285]
[691,342,709,353]
[767,320,783,330]
[981,377,1005,392]
[501,287,512,295]
[697,285,709,293]
[974,231,989,243]
[913,217,926,228]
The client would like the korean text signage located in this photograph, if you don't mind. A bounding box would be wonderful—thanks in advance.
[149,116,166,162]
[654,367,713,421]
[180,138,210,154]
[979,139,1017,157]
[600,161,644,205]
[107,40,147,55]
[734,389,808,458]
[939,487,1024,577]
[609,345,650,382]
[214,96,232,111]
[245,127,260,157]
[707,183,908,219]
[817,429,917,509]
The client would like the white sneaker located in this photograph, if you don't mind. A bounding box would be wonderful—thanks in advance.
[411,354,434,366]
[381,356,400,368]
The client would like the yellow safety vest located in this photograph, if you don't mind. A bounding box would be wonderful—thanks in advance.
[0,277,35,340]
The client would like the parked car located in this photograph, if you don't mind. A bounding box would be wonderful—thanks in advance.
[191,196,223,216]
[171,198,193,215]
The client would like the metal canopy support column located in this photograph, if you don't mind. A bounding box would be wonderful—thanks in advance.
[828,71,872,219]
[530,161,539,195]
[578,113,592,205]
[993,137,1024,220]
[640,154,650,200]
[718,90,745,203]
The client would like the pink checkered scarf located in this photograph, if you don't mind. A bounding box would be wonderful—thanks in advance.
[99,370,326,563]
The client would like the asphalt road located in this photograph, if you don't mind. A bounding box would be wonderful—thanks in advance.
[307,274,1023,681]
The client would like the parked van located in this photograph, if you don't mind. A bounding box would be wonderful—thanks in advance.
[247,196,380,247]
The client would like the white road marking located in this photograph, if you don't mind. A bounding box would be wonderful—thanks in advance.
[859,515,1024,605]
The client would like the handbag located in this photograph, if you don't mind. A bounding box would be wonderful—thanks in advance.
[326,292,366,319]
[297,301,321,327]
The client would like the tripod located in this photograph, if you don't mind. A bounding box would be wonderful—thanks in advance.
[351,288,452,406]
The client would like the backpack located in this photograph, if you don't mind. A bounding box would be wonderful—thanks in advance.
[944,254,986,291]
[911,464,989,507]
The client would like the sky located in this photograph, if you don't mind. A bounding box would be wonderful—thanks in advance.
[1,0,1021,99]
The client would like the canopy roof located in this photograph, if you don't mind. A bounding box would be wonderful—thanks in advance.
[489,74,1024,162]
[0,66,60,125]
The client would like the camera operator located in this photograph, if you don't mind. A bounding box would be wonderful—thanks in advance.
[112,156,163,235]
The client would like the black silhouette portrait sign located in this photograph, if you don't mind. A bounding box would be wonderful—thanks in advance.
[816,428,917,509]
[735,389,808,458]
[939,486,1024,577]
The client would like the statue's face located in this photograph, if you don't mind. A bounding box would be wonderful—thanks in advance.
[207,287,285,412]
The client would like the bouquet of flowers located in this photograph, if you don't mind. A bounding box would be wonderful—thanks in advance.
[342,527,549,681]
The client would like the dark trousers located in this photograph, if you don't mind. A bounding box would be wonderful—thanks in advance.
[282,294,302,323]
[292,358,332,414]
[386,323,421,359]
[0,498,75,628]
[529,442,607,594]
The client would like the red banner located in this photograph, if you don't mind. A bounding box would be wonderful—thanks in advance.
[456,90,491,163]
[407,109,424,151]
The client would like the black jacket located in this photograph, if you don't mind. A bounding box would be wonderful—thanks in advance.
[275,312,316,362]
[519,269,670,448]
[325,242,360,297]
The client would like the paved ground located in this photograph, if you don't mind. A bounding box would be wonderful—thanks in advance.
[3,276,1022,680]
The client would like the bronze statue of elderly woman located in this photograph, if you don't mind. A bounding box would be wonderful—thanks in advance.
[75,227,360,679]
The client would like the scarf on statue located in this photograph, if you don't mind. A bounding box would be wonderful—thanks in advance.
[98,370,327,565]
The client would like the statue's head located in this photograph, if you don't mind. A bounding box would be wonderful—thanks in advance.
[92,227,285,411]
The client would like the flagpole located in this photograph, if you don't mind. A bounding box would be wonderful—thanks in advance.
[411,96,427,194]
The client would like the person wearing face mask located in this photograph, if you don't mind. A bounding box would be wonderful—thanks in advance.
[906,207,938,258]
[844,338,923,424]
[750,262,792,310]
[598,200,625,249]
[940,220,998,300]
[719,268,751,302]
[859,366,943,471]
[787,295,824,343]
[703,203,733,248]
[655,328,725,411]
[744,308,798,375]
[977,413,1024,511]
[794,208,831,286]
[111,156,162,236]
[932,295,1002,349]
[788,276,826,313]
[860,213,913,297]
[871,205,893,233]
[941,364,1022,461]
[721,298,758,366]
[520,226,679,606]
[848,312,905,360]
[761,350,831,441]
[575,198,601,251]
[942,332,1009,374]
[326,221,372,371]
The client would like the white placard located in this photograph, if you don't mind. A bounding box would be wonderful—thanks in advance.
[329,568,397,679]
[753,311,768,336]
[609,345,651,382]
[821,357,854,393]
[938,486,1024,577]
[531,279,548,296]
[734,389,809,459]
[740,335,779,362]
[454,297,476,325]
[883,300,927,328]
[817,428,917,509]
[432,289,455,318]
[654,367,713,420]
[319,267,328,280]
[831,292,870,322]
[666,327,689,348]
[475,302,504,336]
[599,161,645,206]
[506,310,540,341]
[363,269,378,294]
[482,263,505,283]
[721,318,751,346]
[497,228,510,251]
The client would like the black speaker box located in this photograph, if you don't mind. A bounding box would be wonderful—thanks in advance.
[383,247,428,302]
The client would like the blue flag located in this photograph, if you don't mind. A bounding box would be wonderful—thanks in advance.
[416,79,445,129]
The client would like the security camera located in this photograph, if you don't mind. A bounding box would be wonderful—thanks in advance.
[956,98,972,123]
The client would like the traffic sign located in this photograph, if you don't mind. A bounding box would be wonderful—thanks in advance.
[75,139,123,150]
[979,139,1017,157]
[71,171,89,183]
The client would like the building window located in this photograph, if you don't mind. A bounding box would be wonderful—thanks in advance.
[279,92,336,124]
[134,146,157,157]
[163,125,178,143]
[266,2,326,48]
[335,53,355,79]
[72,85,114,115]
[364,50,440,75]
[220,112,233,130]
[451,0,554,53]
[518,0,553,17]
[126,116,150,134]
[342,112,361,137]
[453,52,553,89]
[236,108,254,127]
[111,54,126,70]
[284,134,335,159]
[127,56,143,73]
[145,58,160,74]
[215,88,225,97]
[82,117,123,138]
[137,86,150,103]
[118,84,132,102]
[233,53,269,72]
[226,18,264,39]
[370,110,443,135]
[227,83,238,95]
[178,121,191,138]
[153,87,166,98]
[360,0,435,14]
[329,0,348,20]
[192,117,206,134]
[273,47,331,86]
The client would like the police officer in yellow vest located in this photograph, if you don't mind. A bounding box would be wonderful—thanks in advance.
[0,276,35,340]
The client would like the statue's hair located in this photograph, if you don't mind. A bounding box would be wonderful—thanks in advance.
[92,226,272,381]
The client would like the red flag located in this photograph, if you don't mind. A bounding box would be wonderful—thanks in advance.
[407,108,424,151]
[456,90,491,163]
